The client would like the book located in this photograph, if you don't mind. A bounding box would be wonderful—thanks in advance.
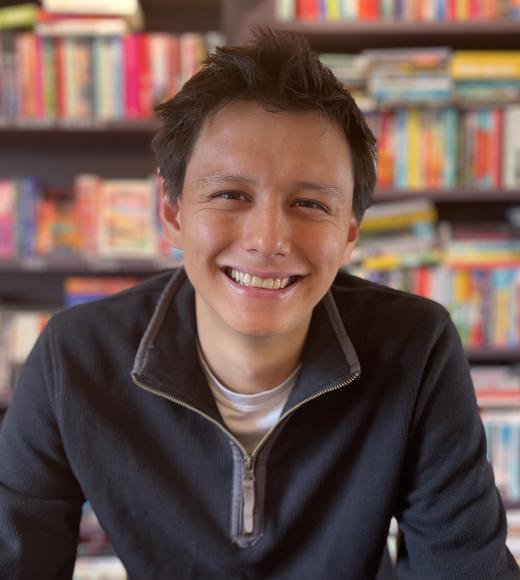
[74,174,101,256]
[0,180,17,259]
[451,52,520,80]
[0,308,51,406]
[0,3,39,30]
[64,276,139,306]
[97,178,157,258]
[503,106,520,189]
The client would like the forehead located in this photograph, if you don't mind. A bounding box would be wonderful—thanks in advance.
[186,101,354,188]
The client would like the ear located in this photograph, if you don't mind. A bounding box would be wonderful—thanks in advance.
[159,188,183,250]
[342,219,359,265]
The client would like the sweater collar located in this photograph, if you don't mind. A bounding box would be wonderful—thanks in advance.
[132,268,360,423]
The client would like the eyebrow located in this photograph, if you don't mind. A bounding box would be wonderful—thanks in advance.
[198,173,257,186]
[293,180,346,201]
[198,174,345,200]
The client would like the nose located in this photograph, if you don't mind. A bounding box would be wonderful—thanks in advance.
[241,199,291,258]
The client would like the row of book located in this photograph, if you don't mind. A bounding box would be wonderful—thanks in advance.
[356,263,520,350]
[0,175,183,263]
[0,31,222,124]
[366,106,520,191]
[276,0,520,21]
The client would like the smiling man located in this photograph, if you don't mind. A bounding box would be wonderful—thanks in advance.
[0,28,519,580]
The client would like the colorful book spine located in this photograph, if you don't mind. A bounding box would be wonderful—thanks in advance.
[0,181,17,259]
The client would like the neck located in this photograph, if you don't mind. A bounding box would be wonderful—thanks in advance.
[195,297,310,395]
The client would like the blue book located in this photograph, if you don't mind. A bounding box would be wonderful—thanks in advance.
[16,177,41,258]
[111,36,123,120]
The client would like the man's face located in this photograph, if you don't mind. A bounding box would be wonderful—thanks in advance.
[161,101,358,341]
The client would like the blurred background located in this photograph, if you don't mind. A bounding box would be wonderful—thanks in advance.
[1,0,520,577]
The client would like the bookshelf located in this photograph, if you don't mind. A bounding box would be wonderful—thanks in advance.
[0,0,220,310]
[1,0,520,572]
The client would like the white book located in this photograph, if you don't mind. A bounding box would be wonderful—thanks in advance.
[503,106,520,189]
[43,0,138,15]
[275,0,295,21]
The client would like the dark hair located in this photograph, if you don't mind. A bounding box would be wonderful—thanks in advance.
[152,27,377,222]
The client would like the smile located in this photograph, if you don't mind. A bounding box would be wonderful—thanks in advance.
[225,268,296,290]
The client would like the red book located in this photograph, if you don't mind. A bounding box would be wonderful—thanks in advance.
[446,0,456,20]
[474,124,487,181]
[123,34,139,119]
[137,34,152,118]
[414,267,430,298]
[296,0,318,20]
[359,0,378,20]
[490,108,503,188]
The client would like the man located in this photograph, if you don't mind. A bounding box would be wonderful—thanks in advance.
[0,28,518,579]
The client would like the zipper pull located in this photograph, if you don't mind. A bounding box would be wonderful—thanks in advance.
[242,459,255,535]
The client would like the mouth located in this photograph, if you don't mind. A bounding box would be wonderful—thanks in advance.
[223,267,300,290]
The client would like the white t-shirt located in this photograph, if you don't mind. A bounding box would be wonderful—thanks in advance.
[198,346,299,454]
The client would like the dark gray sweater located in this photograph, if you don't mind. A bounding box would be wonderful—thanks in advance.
[0,268,518,579]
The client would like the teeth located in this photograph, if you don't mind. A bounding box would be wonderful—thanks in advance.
[228,269,293,290]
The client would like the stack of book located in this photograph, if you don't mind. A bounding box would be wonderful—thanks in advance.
[351,198,442,271]
[451,51,520,104]
[472,365,520,407]
[364,47,453,105]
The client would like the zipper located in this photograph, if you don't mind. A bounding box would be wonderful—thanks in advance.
[242,456,255,535]
[132,370,359,538]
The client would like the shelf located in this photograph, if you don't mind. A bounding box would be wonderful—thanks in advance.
[467,349,520,362]
[0,256,177,274]
[0,120,160,137]
[224,0,520,51]
[374,188,520,203]
[270,20,520,51]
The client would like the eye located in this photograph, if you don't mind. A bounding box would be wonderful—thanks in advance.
[212,190,249,201]
[293,199,329,212]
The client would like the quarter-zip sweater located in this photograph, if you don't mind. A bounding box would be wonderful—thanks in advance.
[0,268,518,579]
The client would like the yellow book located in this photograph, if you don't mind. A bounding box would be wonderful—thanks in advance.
[406,109,420,189]
[450,51,520,79]
[455,0,469,20]
[361,209,437,232]
[453,269,470,302]
[326,0,340,19]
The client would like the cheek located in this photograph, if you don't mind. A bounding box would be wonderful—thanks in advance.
[305,230,348,265]
[183,212,230,254]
